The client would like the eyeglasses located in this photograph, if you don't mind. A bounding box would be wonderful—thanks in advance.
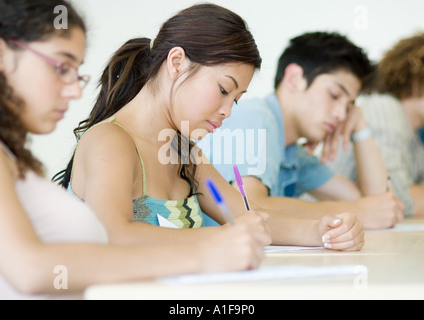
[9,39,90,89]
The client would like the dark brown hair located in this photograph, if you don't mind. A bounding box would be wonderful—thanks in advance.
[55,3,262,196]
[376,32,424,100]
[0,0,86,177]
[274,32,375,92]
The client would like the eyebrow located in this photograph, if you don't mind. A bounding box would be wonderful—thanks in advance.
[225,75,247,93]
[55,51,84,65]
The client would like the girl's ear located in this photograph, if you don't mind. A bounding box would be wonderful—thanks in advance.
[283,63,308,92]
[166,46,188,81]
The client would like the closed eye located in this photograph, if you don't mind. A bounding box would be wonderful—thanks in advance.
[329,92,340,100]
[220,84,241,105]
[219,85,228,96]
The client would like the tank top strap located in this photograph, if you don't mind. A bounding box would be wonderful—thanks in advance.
[106,117,147,195]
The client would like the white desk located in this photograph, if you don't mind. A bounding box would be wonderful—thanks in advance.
[84,218,424,300]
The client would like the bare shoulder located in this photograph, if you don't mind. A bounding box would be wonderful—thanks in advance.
[71,121,142,194]
[71,121,142,198]
[77,122,139,165]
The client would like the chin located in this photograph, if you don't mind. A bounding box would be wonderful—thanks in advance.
[190,128,209,141]
[305,133,324,144]
[35,123,58,135]
[24,121,56,135]
[311,129,328,142]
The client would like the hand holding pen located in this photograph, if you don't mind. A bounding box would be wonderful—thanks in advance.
[204,179,265,271]
[206,178,271,246]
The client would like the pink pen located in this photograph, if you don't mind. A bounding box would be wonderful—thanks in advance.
[233,165,250,211]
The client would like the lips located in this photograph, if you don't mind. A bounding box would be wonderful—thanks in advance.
[54,108,68,119]
[324,122,336,133]
[207,120,222,132]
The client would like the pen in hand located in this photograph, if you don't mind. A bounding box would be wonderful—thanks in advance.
[206,179,236,225]
[233,165,250,211]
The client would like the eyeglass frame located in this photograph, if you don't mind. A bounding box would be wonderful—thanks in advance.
[9,39,91,89]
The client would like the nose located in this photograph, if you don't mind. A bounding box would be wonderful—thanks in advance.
[219,102,233,119]
[332,102,347,123]
[62,81,83,100]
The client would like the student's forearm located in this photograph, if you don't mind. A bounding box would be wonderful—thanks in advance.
[266,211,321,246]
[353,136,387,195]
[252,195,351,219]
[13,242,202,294]
[106,221,221,246]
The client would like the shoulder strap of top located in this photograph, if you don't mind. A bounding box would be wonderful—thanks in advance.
[71,116,148,196]
[107,117,147,195]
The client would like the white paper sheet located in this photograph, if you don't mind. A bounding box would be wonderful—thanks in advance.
[160,264,368,285]
[264,245,325,253]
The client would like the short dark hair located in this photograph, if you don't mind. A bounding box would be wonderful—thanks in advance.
[274,31,375,92]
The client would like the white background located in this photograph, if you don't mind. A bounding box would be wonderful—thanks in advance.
[30,0,424,178]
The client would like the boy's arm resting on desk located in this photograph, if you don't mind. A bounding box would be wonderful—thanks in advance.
[241,175,404,230]
[308,173,361,201]
[243,176,353,219]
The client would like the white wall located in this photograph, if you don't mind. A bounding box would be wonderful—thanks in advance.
[31,0,424,178]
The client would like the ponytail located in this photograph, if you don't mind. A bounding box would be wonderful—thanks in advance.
[78,37,152,136]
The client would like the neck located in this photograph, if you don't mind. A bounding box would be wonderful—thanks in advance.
[276,89,300,146]
[116,86,175,142]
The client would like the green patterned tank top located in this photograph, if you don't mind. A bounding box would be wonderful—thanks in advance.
[70,116,205,228]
